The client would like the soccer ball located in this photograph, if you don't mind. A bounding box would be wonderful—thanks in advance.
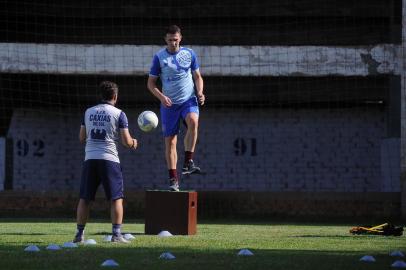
[137,111,158,132]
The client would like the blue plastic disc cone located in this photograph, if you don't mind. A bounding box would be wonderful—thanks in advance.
[391,260,406,268]
[101,259,119,267]
[62,242,78,248]
[24,245,40,252]
[360,255,376,262]
[390,251,405,257]
[46,244,61,250]
[237,249,254,256]
[159,252,176,260]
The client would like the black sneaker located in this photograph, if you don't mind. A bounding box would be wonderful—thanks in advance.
[72,233,84,244]
[169,178,180,191]
[182,160,201,175]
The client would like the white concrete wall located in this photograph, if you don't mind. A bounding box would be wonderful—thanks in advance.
[0,43,401,76]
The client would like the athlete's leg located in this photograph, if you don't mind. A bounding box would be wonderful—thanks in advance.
[161,103,181,186]
[110,198,129,243]
[165,135,180,191]
[181,98,201,175]
[111,198,123,225]
[76,199,91,225]
[182,114,201,175]
[73,199,91,243]
[165,135,178,169]
[74,160,99,243]
[100,160,128,243]
[184,112,199,152]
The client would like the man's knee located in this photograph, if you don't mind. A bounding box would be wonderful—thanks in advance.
[185,114,199,130]
[165,136,177,147]
[79,198,91,206]
[111,198,123,204]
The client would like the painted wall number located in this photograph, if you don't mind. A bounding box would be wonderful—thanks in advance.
[234,138,257,156]
[16,139,45,157]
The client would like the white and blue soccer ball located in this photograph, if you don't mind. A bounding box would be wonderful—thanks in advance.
[137,110,158,132]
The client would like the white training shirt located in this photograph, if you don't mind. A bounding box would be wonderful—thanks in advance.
[82,102,129,163]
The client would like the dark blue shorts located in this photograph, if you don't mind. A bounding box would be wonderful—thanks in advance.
[160,96,199,137]
[80,159,124,201]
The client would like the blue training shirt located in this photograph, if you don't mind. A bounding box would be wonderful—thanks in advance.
[149,47,199,104]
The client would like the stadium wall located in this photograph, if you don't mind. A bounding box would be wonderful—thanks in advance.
[6,107,400,192]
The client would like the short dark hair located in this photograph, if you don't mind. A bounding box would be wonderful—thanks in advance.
[165,25,181,35]
[99,81,118,101]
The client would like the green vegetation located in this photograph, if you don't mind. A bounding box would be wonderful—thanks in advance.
[0,219,404,270]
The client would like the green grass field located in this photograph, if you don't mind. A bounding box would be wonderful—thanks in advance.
[0,218,404,270]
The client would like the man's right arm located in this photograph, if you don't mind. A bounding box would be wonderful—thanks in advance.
[147,76,172,107]
[148,54,172,107]
[120,129,137,150]
[118,111,137,150]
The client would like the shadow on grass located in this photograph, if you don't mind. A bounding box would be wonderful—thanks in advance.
[0,233,47,236]
[198,218,405,227]
[0,218,144,224]
[289,234,355,238]
[93,231,145,236]
[0,217,353,226]
[0,244,398,270]
[0,218,403,231]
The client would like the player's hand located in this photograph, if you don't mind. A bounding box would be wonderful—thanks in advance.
[132,138,138,150]
[160,96,172,107]
[197,93,205,105]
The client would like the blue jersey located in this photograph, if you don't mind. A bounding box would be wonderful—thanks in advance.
[149,47,199,104]
[82,102,128,163]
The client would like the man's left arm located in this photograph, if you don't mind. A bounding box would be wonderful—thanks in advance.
[193,70,205,105]
[79,125,86,144]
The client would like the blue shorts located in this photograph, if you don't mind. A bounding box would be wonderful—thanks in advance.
[80,159,124,201]
[160,96,199,137]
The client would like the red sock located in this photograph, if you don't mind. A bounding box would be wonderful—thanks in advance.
[184,151,194,165]
[168,169,177,179]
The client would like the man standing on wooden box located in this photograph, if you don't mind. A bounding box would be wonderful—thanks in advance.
[147,25,205,192]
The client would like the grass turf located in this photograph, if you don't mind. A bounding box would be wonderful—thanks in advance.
[0,218,404,270]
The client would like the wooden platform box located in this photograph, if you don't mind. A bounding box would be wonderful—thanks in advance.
[145,190,197,235]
